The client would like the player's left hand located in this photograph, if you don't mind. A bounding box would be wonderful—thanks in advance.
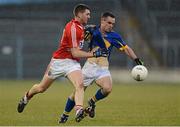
[134,58,143,65]
[93,48,108,57]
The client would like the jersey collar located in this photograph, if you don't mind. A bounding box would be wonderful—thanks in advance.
[72,19,83,28]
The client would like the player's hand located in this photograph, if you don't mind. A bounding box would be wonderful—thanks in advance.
[134,58,143,65]
[84,25,96,41]
[93,48,108,57]
[84,30,92,41]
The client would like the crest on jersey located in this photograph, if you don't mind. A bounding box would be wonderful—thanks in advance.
[79,40,84,49]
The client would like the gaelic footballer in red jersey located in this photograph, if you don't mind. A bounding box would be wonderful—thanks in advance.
[53,19,85,61]
[17,4,108,123]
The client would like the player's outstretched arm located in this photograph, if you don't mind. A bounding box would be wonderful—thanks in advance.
[124,45,143,65]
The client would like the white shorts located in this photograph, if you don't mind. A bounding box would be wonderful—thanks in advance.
[47,58,81,79]
[82,61,111,86]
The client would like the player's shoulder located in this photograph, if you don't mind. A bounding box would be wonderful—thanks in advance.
[106,31,121,39]
[108,31,119,35]
[65,19,83,32]
[64,20,72,29]
[65,19,79,27]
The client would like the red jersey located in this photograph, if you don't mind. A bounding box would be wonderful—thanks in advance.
[53,19,84,61]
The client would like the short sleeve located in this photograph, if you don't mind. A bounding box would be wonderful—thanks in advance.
[108,32,127,51]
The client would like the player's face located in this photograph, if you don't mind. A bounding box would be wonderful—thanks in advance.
[101,16,115,32]
[79,9,90,25]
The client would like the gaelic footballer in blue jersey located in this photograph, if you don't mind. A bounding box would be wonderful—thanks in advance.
[59,12,143,123]
[85,25,128,58]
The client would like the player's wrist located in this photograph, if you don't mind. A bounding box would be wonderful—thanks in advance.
[93,50,101,57]
[134,58,143,65]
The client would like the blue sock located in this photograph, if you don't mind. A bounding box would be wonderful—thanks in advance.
[94,89,107,102]
[64,98,75,114]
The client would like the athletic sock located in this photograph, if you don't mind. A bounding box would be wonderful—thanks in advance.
[92,89,107,103]
[64,98,75,115]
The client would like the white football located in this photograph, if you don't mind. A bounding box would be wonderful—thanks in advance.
[131,65,148,81]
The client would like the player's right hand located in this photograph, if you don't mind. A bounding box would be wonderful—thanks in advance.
[93,48,108,57]
[84,31,92,41]
[84,25,96,41]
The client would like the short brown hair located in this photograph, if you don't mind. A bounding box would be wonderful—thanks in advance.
[101,12,115,18]
[73,4,90,16]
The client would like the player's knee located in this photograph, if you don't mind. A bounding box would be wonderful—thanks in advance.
[102,85,112,94]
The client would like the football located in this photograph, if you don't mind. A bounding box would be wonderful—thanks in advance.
[131,65,148,81]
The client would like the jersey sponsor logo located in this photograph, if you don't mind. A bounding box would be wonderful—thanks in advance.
[79,40,84,49]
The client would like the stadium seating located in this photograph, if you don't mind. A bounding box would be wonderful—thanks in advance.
[0,0,179,79]
[121,0,180,67]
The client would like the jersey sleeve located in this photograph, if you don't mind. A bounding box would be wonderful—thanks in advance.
[71,23,79,48]
[66,23,79,48]
[110,32,127,51]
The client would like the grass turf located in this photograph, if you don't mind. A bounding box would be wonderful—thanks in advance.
[0,80,180,126]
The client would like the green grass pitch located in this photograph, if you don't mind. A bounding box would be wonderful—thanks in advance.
[0,80,180,126]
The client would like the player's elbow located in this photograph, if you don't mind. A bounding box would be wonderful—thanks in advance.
[125,45,131,51]
[71,52,78,58]
[126,45,135,53]
[71,48,79,58]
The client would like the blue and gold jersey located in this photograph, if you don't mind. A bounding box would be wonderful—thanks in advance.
[85,26,127,60]
[84,25,128,67]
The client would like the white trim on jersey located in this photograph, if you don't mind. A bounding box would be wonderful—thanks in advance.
[71,23,77,47]
[77,24,84,30]
[60,29,65,45]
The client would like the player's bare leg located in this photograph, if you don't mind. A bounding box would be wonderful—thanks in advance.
[86,76,112,118]
[67,70,85,122]
[17,73,55,113]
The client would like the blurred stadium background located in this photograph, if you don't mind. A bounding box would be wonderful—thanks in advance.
[0,0,180,126]
[0,0,180,82]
